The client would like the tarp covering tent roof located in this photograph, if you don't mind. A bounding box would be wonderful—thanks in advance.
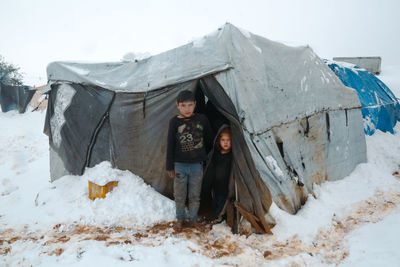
[0,82,35,113]
[326,60,400,135]
[44,23,367,233]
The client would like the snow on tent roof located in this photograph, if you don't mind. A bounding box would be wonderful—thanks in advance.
[47,23,360,134]
[326,60,400,135]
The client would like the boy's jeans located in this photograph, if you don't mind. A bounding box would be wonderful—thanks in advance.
[174,162,203,222]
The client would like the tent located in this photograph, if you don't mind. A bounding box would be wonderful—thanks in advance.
[326,60,400,135]
[44,23,366,233]
[0,82,35,113]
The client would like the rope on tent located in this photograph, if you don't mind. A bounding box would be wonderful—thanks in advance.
[326,112,331,142]
[142,92,148,118]
[32,94,48,112]
[83,112,110,171]
[235,179,240,234]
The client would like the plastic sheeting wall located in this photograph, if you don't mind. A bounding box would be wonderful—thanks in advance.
[245,108,366,214]
[108,81,197,196]
[45,82,197,192]
[44,83,115,179]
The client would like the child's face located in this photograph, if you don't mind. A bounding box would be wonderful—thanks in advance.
[176,101,196,118]
[219,133,231,152]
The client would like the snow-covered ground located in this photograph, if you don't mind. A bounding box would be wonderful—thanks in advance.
[1,66,400,266]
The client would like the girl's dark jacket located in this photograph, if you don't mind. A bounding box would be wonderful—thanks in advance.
[200,124,233,214]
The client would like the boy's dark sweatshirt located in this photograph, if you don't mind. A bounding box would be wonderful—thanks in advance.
[166,113,214,171]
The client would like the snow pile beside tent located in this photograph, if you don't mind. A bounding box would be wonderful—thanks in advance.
[34,162,175,228]
[86,161,122,185]
[0,110,175,230]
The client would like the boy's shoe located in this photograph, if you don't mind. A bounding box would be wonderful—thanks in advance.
[173,220,183,231]
[188,220,201,230]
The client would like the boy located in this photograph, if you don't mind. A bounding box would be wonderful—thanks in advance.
[166,90,213,230]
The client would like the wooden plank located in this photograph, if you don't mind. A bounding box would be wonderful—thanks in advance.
[234,202,265,234]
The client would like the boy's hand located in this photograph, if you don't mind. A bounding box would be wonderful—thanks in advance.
[167,170,175,179]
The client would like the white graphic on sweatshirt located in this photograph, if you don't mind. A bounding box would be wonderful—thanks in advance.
[177,121,203,152]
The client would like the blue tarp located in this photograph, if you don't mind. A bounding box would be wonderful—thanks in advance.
[326,61,400,135]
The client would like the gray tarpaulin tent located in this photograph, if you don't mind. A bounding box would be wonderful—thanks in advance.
[0,82,35,113]
[44,23,366,233]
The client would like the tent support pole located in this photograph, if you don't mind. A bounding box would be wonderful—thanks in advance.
[234,179,240,233]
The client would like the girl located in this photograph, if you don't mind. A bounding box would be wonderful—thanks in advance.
[207,126,232,220]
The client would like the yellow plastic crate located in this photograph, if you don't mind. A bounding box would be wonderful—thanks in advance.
[88,180,119,200]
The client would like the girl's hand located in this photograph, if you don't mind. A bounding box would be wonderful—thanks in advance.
[167,170,175,179]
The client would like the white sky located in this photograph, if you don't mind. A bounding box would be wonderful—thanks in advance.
[1,0,399,86]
